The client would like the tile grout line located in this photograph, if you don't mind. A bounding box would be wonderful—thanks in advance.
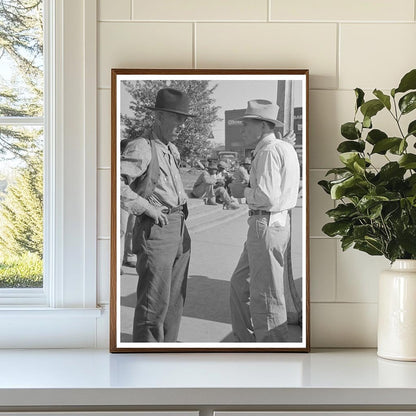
[97,19,415,24]
[193,22,197,69]
[333,228,339,303]
[267,0,271,22]
[130,0,133,20]
[336,22,341,90]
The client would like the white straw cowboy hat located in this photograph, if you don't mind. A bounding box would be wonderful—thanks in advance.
[238,99,284,127]
[145,88,196,117]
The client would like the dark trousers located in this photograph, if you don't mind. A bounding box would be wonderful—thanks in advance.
[132,212,191,342]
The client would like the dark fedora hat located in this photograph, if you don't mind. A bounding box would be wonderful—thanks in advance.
[145,88,196,117]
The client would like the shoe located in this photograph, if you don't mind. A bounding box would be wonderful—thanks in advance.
[224,202,240,210]
[206,198,217,206]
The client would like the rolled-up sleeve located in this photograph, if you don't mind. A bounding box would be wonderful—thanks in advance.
[120,139,153,216]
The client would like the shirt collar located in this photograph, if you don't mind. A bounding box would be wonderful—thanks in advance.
[151,131,170,154]
[253,132,276,156]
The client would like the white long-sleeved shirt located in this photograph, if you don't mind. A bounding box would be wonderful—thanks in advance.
[244,132,300,225]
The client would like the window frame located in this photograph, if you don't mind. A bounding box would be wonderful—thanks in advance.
[0,0,101,348]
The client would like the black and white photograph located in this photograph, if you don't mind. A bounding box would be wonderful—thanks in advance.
[110,69,309,352]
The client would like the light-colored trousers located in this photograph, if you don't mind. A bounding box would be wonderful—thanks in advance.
[230,214,290,342]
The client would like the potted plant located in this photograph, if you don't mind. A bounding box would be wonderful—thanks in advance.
[319,68,416,361]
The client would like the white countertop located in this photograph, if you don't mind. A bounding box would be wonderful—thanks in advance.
[0,348,416,408]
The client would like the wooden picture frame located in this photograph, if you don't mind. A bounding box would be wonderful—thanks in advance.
[110,69,310,352]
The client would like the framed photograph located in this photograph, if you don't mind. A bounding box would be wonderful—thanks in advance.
[110,69,309,352]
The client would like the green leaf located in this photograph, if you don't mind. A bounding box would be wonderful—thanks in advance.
[399,154,416,169]
[398,227,416,255]
[318,180,331,194]
[353,158,366,174]
[395,69,416,94]
[339,152,360,167]
[407,120,416,138]
[325,167,352,176]
[322,221,351,237]
[326,203,357,220]
[341,235,355,251]
[360,99,384,119]
[363,116,372,129]
[330,175,367,200]
[357,195,389,211]
[337,140,365,153]
[399,92,416,115]
[377,162,406,181]
[354,241,383,256]
[366,129,388,145]
[369,203,383,220]
[341,122,360,140]
[373,89,391,110]
[371,137,402,154]
[355,88,365,110]
[353,224,374,240]
[399,139,407,154]
[389,139,408,155]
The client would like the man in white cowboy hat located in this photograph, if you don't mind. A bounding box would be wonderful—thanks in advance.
[229,99,300,342]
[191,160,239,209]
[120,87,194,342]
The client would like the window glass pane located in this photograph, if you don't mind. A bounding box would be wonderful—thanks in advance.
[0,126,43,289]
[0,0,44,117]
[0,0,44,291]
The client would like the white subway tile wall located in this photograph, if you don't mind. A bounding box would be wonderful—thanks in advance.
[99,0,131,20]
[132,0,268,21]
[310,239,336,302]
[98,22,193,88]
[97,0,416,347]
[98,90,111,168]
[196,23,337,89]
[270,0,415,22]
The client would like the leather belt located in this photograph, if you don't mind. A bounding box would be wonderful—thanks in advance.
[248,209,270,217]
[162,205,184,214]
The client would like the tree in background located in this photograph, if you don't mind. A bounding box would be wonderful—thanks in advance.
[121,80,221,162]
[0,0,43,161]
[0,155,43,258]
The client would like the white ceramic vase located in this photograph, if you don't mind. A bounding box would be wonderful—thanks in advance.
[378,259,416,361]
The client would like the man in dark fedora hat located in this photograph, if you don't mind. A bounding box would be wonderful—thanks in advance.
[120,87,195,342]
[229,99,300,343]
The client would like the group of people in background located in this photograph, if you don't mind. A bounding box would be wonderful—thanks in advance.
[191,158,251,209]
[120,87,300,344]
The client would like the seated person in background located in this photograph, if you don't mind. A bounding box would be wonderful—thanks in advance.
[229,158,251,200]
[191,161,239,210]
[216,160,233,194]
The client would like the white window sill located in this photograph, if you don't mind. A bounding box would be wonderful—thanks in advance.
[0,307,104,348]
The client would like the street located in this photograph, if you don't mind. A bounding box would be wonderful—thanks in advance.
[120,198,303,343]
